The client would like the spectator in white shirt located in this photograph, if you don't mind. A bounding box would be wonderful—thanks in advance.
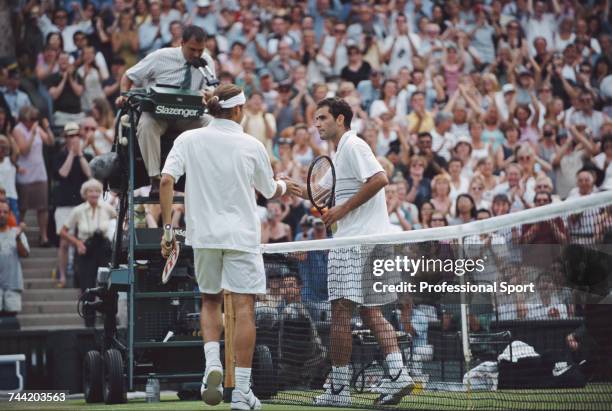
[266,15,297,56]
[523,0,560,56]
[568,91,609,139]
[566,169,598,199]
[321,22,349,77]
[493,163,534,211]
[382,13,418,75]
[430,111,455,161]
[190,0,218,35]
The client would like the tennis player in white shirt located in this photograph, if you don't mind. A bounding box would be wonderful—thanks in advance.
[299,97,414,406]
[159,84,301,410]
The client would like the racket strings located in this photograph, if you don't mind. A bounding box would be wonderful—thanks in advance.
[309,160,333,208]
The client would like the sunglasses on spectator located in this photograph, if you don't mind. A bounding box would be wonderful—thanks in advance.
[471,186,483,191]
[66,133,80,138]
[539,88,551,92]
[83,126,96,131]
[535,184,550,189]
[518,155,532,161]
[411,163,425,168]
[535,198,549,204]
[431,218,445,222]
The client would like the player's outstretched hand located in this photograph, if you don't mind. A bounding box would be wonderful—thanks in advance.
[322,205,348,227]
[281,177,304,197]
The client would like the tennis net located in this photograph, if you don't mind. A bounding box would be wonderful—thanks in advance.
[255,190,612,410]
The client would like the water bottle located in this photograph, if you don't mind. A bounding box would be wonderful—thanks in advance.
[145,374,160,402]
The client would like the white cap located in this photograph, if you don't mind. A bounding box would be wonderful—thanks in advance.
[502,83,515,94]
[455,135,472,147]
[64,122,80,135]
[197,0,211,6]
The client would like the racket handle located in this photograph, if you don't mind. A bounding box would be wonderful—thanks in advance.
[163,224,173,245]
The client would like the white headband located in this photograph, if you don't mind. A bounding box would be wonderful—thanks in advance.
[219,92,246,109]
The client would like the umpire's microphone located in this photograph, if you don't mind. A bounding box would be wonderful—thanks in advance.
[193,58,219,87]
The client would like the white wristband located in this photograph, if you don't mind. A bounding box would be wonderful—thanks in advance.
[276,180,287,195]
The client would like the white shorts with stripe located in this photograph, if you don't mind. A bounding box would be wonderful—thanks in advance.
[327,244,398,306]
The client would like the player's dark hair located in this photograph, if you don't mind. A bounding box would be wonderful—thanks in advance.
[182,25,206,43]
[316,97,353,129]
[203,84,243,118]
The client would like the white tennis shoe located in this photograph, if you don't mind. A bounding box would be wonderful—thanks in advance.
[231,387,262,410]
[313,383,351,406]
[372,367,415,405]
[201,366,223,406]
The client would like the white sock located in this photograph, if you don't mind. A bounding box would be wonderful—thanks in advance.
[386,352,404,375]
[235,367,251,393]
[204,342,222,369]
[331,365,350,390]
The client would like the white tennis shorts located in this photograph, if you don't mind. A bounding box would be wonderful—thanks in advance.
[194,248,266,295]
[327,245,398,306]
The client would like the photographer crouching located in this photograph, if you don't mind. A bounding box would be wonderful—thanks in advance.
[60,179,116,327]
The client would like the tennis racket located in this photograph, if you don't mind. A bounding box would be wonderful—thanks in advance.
[162,224,179,284]
[307,156,336,232]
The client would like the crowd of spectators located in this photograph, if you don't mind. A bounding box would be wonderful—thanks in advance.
[0,0,611,328]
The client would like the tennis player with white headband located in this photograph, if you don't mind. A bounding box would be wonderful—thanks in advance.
[159,84,301,410]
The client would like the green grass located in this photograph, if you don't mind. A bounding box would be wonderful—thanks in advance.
[276,384,612,410]
[5,385,612,411]
[3,395,365,411]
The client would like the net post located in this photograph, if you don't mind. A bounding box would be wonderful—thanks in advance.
[458,236,472,387]
[223,291,235,402]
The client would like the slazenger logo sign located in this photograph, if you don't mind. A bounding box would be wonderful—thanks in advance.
[155,105,200,117]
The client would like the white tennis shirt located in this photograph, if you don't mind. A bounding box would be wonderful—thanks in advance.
[162,119,277,253]
[333,130,392,237]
